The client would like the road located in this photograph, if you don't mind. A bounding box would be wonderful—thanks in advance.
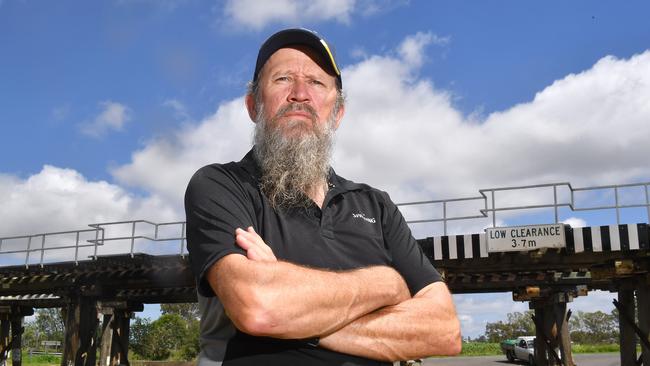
[416,353,619,366]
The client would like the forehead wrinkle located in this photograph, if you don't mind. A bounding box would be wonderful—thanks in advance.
[258,46,337,84]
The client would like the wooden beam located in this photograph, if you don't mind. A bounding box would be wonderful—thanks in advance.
[637,280,650,366]
[61,297,98,366]
[99,312,113,366]
[0,315,10,364]
[10,315,23,366]
[617,289,637,366]
[554,304,574,366]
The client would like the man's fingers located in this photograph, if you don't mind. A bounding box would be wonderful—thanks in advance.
[245,226,276,257]
[235,228,255,250]
[235,227,277,262]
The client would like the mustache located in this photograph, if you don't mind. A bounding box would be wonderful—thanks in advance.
[273,103,318,122]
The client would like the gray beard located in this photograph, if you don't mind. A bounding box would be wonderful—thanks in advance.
[253,102,336,210]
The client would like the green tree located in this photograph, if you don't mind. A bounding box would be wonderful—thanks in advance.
[22,322,39,349]
[148,314,189,360]
[129,317,153,358]
[179,317,201,360]
[28,308,65,347]
[130,309,200,361]
[160,303,201,360]
[485,311,535,342]
[160,303,200,323]
[570,310,618,344]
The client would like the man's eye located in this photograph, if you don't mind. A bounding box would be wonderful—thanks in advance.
[310,79,324,86]
[275,76,289,82]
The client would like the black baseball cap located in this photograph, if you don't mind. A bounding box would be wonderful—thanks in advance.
[253,28,342,89]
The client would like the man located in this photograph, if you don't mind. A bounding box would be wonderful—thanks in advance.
[185,28,461,365]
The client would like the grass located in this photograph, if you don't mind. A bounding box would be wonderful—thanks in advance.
[460,342,503,356]
[460,342,624,356]
[9,343,631,364]
[13,352,62,366]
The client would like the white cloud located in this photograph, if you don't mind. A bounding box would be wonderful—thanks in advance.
[336,48,650,205]
[222,0,356,30]
[163,99,191,121]
[563,217,587,228]
[109,34,650,240]
[398,32,449,68]
[3,31,644,327]
[0,166,176,238]
[454,293,529,337]
[454,290,617,338]
[80,101,132,137]
[111,97,254,205]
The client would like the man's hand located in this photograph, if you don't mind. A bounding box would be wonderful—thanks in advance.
[235,227,277,262]
[206,229,410,339]
[319,281,462,361]
[227,226,460,362]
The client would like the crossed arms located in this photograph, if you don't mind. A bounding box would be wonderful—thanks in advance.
[206,227,462,361]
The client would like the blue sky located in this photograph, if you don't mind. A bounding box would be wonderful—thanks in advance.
[2,0,650,337]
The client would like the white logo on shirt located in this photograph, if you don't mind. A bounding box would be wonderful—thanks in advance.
[352,212,376,224]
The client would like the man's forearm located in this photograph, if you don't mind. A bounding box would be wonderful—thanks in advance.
[209,254,410,339]
[318,282,462,361]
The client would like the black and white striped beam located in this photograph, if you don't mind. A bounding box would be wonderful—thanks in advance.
[424,223,649,261]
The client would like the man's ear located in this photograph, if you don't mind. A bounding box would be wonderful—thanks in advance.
[333,102,345,130]
[245,93,257,122]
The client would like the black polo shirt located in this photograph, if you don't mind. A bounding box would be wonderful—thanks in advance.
[185,149,441,365]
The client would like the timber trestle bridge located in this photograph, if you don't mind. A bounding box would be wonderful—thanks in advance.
[1,181,649,365]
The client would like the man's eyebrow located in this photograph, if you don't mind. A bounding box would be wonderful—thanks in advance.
[266,68,333,83]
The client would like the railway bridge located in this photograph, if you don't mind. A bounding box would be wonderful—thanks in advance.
[1,181,649,365]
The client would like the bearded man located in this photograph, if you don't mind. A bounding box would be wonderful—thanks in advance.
[185,28,461,366]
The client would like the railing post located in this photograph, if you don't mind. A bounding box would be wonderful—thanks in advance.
[443,202,447,236]
[155,224,159,240]
[25,236,32,269]
[180,222,186,257]
[93,228,99,260]
[553,185,559,223]
[130,221,137,257]
[645,184,650,224]
[74,231,80,265]
[615,186,620,224]
[39,234,46,268]
[491,190,496,228]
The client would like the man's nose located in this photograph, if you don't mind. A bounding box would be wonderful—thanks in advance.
[288,80,310,103]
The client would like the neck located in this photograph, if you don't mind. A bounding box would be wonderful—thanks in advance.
[306,180,328,208]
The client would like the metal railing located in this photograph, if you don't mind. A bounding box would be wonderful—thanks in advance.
[0,220,186,269]
[397,181,650,235]
[1,181,649,267]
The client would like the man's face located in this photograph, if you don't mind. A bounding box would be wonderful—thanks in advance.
[247,46,344,138]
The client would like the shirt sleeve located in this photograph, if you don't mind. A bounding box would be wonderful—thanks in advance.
[380,192,442,296]
[184,164,257,297]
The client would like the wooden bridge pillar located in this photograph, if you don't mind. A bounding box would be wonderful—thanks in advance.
[533,305,551,366]
[0,306,32,366]
[617,288,637,366]
[99,301,139,366]
[0,308,9,366]
[637,279,650,366]
[530,294,574,366]
[10,315,23,366]
[61,297,99,366]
